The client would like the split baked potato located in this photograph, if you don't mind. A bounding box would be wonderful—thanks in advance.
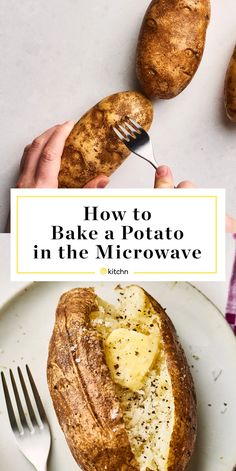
[224,45,236,123]
[47,285,197,471]
[136,0,211,99]
[58,92,153,188]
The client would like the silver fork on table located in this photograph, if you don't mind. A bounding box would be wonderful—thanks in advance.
[1,365,51,471]
[113,117,157,170]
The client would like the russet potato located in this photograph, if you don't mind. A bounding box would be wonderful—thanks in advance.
[48,286,197,471]
[58,91,153,188]
[224,45,236,123]
[136,0,211,99]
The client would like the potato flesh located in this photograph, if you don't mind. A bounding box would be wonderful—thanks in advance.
[118,364,174,471]
[104,328,159,391]
[90,286,174,471]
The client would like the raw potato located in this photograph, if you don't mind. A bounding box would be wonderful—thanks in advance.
[58,91,153,188]
[224,46,236,123]
[47,286,197,471]
[136,0,211,99]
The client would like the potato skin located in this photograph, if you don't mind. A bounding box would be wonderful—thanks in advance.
[136,0,211,99]
[47,288,139,471]
[48,286,197,471]
[58,92,153,188]
[224,46,236,123]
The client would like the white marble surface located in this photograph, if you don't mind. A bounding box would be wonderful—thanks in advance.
[0,0,236,231]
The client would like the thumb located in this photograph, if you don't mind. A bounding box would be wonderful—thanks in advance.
[154,166,174,188]
[83,175,109,189]
[226,215,236,234]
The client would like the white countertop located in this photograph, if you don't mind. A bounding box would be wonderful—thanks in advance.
[0,0,236,232]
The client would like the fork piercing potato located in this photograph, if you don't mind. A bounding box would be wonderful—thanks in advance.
[224,45,236,123]
[58,91,153,188]
[47,285,197,471]
[136,0,211,99]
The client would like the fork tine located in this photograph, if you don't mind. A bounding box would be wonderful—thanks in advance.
[10,369,28,430]
[26,365,47,423]
[1,371,19,432]
[113,126,129,143]
[114,117,157,170]
[117,124,131,139]
[123,121,139,137]
[18,367,37,427]
[127,117,143,131]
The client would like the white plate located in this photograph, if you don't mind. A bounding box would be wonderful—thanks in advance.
[0,282,235,471]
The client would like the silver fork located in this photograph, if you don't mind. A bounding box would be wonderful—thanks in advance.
[113,117,157,170]
[1,365,51,471]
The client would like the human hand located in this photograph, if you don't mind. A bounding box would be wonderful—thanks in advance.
[16,121,109,189]
[154,165,195,189]
[5,121,109,231]
[155,165,236,234]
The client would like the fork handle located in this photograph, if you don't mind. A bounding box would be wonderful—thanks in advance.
[133,151,158,171]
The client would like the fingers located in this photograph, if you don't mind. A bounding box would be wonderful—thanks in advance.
[154,165,174,188]
[154,167,195,190]
[20,145,31,172]
[35,121,74,187]
[226,215,236,234]
[19,125,59,179]
[83,175,109,189]
[177,180,195,189]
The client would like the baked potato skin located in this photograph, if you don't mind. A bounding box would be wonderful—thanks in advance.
[47,288,139,471]
[136,0,211,99]
[48,286,196,471]
[58,92,153,188]
[144,290,197,471]
[224,46,236,123]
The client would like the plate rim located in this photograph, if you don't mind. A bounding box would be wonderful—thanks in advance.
[0,281,235,344]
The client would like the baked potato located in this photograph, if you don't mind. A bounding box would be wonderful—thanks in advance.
[58,92,153,188]
[136,0,211,99]
[47,285,197,471]
[224,45,236,123]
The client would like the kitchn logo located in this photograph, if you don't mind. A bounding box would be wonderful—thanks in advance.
[100,267,129,276]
